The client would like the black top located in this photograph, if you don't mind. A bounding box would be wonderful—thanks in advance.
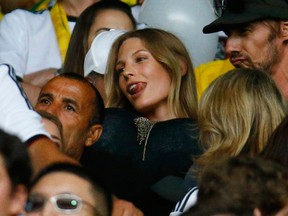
[80,108,202,215]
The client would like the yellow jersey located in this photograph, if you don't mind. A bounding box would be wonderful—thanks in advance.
[195,59,234,100]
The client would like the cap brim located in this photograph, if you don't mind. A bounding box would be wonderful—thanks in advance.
[203,13,265,33]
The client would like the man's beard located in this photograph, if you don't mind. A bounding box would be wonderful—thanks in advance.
[230,33,280,75]
[255,41,279,75]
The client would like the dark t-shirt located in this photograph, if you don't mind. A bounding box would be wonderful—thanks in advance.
[80,108,202,215]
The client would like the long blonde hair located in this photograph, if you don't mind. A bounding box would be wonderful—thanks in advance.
[197,68,287,167]
[105,28,198,119]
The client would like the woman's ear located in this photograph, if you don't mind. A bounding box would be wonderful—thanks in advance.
[179,58,188,76]
[8,184,27,215]
[85,124,103,147]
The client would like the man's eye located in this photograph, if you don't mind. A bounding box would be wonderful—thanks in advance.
[237,27,251,36]
[65,105,75,112]
[39,99,50,105]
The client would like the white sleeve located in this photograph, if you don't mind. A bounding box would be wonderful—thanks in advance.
[0,64,50,142]
[0,9,61,78]
[169,186,198,216]
[0,10,29,78]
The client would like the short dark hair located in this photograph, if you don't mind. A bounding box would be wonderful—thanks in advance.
[29,162,112,216]
[0,129,32,189]
[187,156,288,216]
[59,73,105,125]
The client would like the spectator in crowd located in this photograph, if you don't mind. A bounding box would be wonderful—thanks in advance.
[184,156,288,216]
[0,64,77,173]
[34,72,144,216]
[0,129,32,216]
[25,163,112,216]
[83,28,202,215]
[171,68,287,215]
[35,73,104,160]
[62,0,136,77]
[201,0,288,100]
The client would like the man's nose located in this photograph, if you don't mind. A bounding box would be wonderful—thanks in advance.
[40,104,58,116]
[225,34,242,55]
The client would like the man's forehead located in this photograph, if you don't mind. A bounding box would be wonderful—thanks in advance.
[44,77,91,92]
[41,77,95,102]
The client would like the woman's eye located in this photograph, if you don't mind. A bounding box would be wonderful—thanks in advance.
[136,57,146,62]
[116,67,125,74]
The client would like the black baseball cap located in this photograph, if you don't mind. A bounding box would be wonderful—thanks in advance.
[203,0,288,33]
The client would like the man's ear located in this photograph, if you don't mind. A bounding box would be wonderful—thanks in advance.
[280,21,288,41]
[8,184,27,215]
[85,124,103,147]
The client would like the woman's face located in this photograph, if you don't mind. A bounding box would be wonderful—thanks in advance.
[116,38,174,121]
[87,9,134,49]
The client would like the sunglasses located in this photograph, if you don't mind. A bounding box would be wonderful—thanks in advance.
[25,193,96,214]
[213,0,227,17]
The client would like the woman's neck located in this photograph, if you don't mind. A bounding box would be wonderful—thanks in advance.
[60,0,100,17]
[145,110,177,122]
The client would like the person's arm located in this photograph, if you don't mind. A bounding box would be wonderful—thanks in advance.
[23,68,58,87]
[21,68,58,106]
[20,82,41,108]
[27,135,78,174]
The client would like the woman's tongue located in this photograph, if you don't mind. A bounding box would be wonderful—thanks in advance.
[129,82,146,95]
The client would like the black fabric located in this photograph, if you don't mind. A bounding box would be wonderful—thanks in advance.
[80,108,202,215]
[203,0,288,33]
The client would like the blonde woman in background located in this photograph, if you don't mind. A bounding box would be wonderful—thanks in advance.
[171,68,288,215]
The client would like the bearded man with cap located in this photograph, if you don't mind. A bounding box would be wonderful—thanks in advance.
[201,0,288,100]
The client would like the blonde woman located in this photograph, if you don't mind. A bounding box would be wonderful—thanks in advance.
[197,68,287,167]
[106,28,198,119]
[82,28,202,215]
[171,68,288,215]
